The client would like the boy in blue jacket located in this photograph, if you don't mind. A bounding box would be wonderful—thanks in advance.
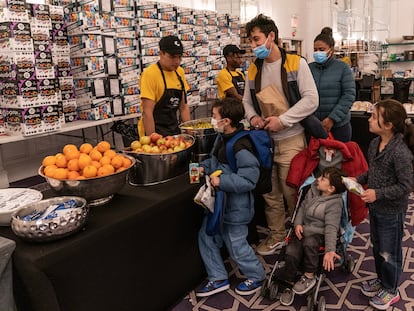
[196,98,266,297]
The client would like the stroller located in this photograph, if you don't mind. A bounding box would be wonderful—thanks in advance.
[261,135,369,310]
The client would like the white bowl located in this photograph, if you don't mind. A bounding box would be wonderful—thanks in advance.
[0,188,43,226]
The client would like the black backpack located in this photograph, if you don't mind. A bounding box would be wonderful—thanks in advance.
[226,129,273,195]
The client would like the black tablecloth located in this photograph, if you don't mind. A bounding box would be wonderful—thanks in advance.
[0,175,205,311]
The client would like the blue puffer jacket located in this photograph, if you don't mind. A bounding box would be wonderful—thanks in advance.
[309,57,355,128]
[201,130,259,225]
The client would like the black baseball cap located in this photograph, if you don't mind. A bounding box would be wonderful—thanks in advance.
[159,35,184,55]
[223,44,246,56]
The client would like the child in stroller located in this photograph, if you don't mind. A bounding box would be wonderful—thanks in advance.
[261,167,356,310]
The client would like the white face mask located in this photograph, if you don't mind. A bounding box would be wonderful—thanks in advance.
[211,117,224,133]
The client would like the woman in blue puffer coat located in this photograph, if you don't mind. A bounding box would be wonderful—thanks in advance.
[309,27,356,142]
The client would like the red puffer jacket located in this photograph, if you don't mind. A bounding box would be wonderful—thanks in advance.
[286,136,368,226]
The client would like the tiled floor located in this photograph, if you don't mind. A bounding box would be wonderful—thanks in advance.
[171,194,414,311]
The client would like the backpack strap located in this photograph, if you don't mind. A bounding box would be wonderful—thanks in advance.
[225,130,249,173]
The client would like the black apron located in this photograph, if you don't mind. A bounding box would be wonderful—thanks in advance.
[227,68,245,96]
[154,62,186,136]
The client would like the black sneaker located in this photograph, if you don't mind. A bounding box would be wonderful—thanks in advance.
[195,280,230,297]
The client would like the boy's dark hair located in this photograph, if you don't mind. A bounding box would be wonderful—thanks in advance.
[314,26,335,47]
[322,167,347,194]
[212,98,245,128]
[245,14,279,44]
[375,99,414,155]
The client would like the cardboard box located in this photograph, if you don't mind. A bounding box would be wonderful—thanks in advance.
[41,104,61,132]
[4,106,44,136]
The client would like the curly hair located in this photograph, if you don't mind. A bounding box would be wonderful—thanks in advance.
[245,14,279,44]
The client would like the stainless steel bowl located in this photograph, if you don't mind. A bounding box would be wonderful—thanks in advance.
[39,154,136,206]
[11,196,88,242]
[124,134,195,186]
[179,118,217,155]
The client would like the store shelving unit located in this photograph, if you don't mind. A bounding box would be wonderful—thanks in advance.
[379,42,414,98]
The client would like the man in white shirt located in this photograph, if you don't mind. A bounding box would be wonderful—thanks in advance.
[243,14,319,256]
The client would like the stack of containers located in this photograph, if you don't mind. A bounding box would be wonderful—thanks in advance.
[113,0,140,116]
[0,1,68,136]
[240,24,254,74]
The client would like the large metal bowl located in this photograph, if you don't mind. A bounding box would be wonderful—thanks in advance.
[11,196,88,242]
[124,134,195,186]
[179,118,217,155]
[39,154,136,206]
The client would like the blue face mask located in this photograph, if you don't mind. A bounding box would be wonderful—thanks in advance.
[313,51,328,63]
[253,37,271,59]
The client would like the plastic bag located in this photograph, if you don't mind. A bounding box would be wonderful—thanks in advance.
[194,176,215,213]
[342,177,364,196]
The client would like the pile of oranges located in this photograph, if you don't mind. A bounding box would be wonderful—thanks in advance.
[41,141,133,180]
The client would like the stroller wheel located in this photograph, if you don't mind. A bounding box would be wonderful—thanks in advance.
[268,282,279,300]
[317,296,326,311]
[260,278,270,298]
[307,294,315,311]
[346,255,355,273]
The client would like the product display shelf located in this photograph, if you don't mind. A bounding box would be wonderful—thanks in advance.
[379,41,414,98]
[0,113,140,145]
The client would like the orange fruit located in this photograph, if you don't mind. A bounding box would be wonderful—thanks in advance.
[89,149,103,161]
[79,143,93,154]
[63,144,78,155]
[55,154,67,168]
[82,165,98,178]
[42,155,56,167]
[111,155,124,169]
[65,148,80,161]
[97,164,115,176]
[53,168,68,179]
[67,158,80,171]
[77,175,86,180]
[122,156,132,168]
[78,153,92,170]
[99,155,111,166]
[67,171,80,180]
[116,166,127,173]
[44,165,57,177]
[90,160,102,169]
[96,141,111,153]
[104,149,116,159]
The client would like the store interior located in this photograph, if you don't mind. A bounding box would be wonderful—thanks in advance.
[0,0,413,310]
[1,0,414,185]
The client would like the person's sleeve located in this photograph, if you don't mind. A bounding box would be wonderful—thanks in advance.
[218,149,259,193]
[242,64,259,121]
[217,70,235,97]
[375,148,414,201]
[279,58,319,127]
[328,63,356,123]
[324,199,342,253]
[139,68,158,101]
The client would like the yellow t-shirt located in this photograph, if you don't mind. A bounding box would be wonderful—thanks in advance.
[138,63,189,136]
[216,68,245,99]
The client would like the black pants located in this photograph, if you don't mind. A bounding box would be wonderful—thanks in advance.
[278,234,324,283]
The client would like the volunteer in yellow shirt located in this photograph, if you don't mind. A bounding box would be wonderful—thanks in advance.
[138,35,190,137]
[216,45,246,102]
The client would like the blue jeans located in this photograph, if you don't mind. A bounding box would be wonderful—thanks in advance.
[198,217,265,282]
[369,209,404,292]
